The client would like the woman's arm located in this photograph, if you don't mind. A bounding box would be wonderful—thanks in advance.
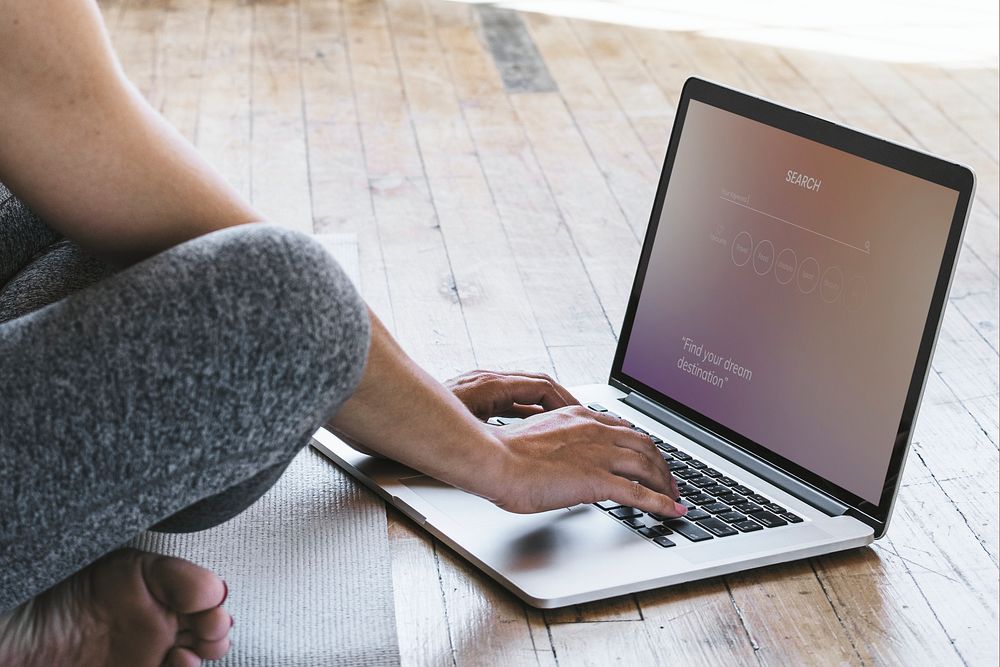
[0,0,258,264]
[330,313,684,516]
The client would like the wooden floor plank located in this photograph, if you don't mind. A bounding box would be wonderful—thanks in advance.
[523,13,660,238]
[387,510,457,667]
[507,88,639,336]
[155,0,210,142]
[431,2,616,353]
[949,67,1000,115]
[386,0,551,373]
[195,0,253,200]
[567,20,675,166]
[342,0,474,378]
[634,579,759,666]
[298,0,395,324]
[883,473,1000,665]
[811,545,966,666]
[895,62,1000,164]
[250,0,313,233]
[727,561,863,666]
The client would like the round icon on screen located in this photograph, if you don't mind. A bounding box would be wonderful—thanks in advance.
[845,275,867,310]
[752,239,775,276]
[820,266,844,303]
[796,257,820,294]
[774,247,797,285]
[731,231,752,267]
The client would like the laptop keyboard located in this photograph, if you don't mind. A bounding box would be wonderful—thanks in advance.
[585,403,803,547]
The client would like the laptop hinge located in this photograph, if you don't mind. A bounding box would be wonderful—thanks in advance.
[622,392,849,517]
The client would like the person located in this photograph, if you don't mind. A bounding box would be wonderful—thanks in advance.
[0,1,684,665]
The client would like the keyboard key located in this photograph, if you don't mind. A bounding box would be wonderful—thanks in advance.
[658,442,678,453]
[672,451,692,461]
[732,485,754,496]
[734,520,763,533]
[665,519,714,542]
[654,535,676,548]
[649,435,663,444]
[697,517,739,537]
[748,510,788,528]
[687,460,707,469]
[669,460,689,471]
[610,507,642,519]
[623,517,645,528]
[587,403,607,412]
[595,500,621,510]
[747,493,770,505]
[646,512,676,523]
[674,468,699,480]
[637,526,660,538]
[688,475,714,487]
[702,468,723,478]
[715,492,740,504]
[733,501,760,514]
[718,476,738,487]
[684,509,711,521]
[633,427,649,435]
[702,484,729,495]
[676,482,695,495]
[780,512,803,524]
[702,502,732,514]
[763,503,786,514]
[686,493,714,505]
[718,511,747,524]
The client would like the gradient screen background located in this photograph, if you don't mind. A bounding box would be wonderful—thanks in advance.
[621,100,959,504]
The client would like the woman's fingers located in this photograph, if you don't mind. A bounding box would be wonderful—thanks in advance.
[600,475,687,518]
[604,427,678,499]
[505,371,581,407]
[503,404,546,418]
[608,448,675,498]
[498,375,576,412]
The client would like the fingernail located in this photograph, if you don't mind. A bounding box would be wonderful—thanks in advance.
[674,502,688,515]
[220,580,229,606]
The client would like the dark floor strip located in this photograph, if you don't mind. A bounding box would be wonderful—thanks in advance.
[475,4,557,93]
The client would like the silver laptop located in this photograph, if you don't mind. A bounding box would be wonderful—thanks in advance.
[312,78,975,608]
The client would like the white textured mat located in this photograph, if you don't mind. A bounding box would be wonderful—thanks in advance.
[131,446,399,666]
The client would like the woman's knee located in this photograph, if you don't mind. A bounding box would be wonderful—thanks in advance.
[195,223,372,420]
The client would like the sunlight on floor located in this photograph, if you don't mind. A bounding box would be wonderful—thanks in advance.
[450,0,1000,67]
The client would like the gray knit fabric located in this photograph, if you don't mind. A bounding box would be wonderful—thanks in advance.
[0,192,371,612]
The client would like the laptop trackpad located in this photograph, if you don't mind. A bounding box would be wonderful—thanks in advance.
[400,475,570,528]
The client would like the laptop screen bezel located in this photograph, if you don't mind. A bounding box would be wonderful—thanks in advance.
[609,77,975,535]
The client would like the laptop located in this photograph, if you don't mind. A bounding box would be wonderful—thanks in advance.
[312,78,976,608]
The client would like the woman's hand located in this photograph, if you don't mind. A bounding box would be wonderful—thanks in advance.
[486,405,686,517]
[445,370,579,420]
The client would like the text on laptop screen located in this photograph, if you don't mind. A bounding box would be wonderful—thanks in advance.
[621,99,959,504]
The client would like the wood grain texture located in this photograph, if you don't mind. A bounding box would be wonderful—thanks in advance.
[97,2,999,664]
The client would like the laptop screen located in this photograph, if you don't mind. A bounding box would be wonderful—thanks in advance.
[618,97,961,506]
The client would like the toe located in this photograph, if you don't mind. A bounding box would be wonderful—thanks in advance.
[184,606,232,642]
[163,646,201,667]
[143,556,227,614]
[192,636,232,661]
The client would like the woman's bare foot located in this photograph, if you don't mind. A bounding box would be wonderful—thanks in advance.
[0,549,232,666]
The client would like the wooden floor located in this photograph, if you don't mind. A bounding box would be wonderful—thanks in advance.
[99,1,998,664]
